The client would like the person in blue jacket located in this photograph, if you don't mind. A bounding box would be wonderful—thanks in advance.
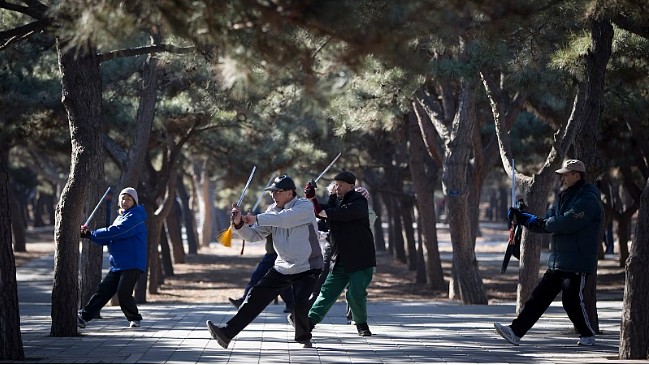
[494,159,602,347]
[77,187,148,329]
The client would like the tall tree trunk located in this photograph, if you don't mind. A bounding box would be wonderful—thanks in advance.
[51,41,103,337]
[79,196,108,317]
[0,137,25,361]
[401,197,417,270]
[415,212,427,284]
[620,178,649,360]
[160,225,173,277]
[572,17,614,334]
[194,159,214,248]
[617,213,633,267]
[442,75,487,304]
[177,175,199,255]
[166,198,186,264]
[390,197,406,263]
[10,194,26,252]
[408,110,445,290]
[370,190,386,252]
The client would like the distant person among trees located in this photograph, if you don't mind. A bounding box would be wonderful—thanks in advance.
[305,171,376,337]
[206,175,323,349]
[77,187,147,329]
[494,159,602,347]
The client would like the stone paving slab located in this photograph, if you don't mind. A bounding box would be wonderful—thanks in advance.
[10,253,638,364]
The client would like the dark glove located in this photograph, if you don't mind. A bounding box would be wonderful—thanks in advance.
[312,199,323,215]
[304,180,317,200]
[80,230,91,239]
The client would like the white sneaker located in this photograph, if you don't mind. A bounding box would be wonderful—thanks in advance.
[129,320,141,328]
[494,322,520,346]
[577,336,596,346]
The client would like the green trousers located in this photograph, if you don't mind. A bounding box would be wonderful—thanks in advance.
[308,263,374,325]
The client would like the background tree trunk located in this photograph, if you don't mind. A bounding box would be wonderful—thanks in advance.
[51,42,103,337]
[160,225,174,277]
[619,178,649,360]
[401,197,417,270]
[572,17,614,334]
[441,76,487,304]
[194,159,214,248]
[0,138,25,361]
[408,111,445,290]
[177,175,199,255]
[166,198,185,264]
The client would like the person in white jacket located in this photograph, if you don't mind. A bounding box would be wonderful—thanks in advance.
[206,175,323,349]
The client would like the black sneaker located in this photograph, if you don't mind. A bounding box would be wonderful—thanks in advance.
[228,297,243,309]
[206,320,231,349]
[356,323,372,336]
[298,339,313,348]
[77,315,87,329]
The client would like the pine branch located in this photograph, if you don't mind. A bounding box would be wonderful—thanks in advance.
[0,19,49,50]
[612,14,649,39]
[98,44,195,63]
[0,0,47,19]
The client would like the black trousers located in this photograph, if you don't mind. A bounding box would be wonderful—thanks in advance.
[510,269,596,338]
[240,252,293,309]
[79,269,143,322]
[222,267,321,343]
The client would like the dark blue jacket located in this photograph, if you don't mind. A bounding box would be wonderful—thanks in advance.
[543,180,602,273]
[89,204,148,272]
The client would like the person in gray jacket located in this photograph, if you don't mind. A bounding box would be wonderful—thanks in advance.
[494,159,602,347]
[206,175,323,349]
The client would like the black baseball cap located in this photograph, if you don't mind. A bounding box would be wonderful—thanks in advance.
[264,175,297,191]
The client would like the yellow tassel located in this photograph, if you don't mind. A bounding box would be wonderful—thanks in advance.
[218,226,233,247]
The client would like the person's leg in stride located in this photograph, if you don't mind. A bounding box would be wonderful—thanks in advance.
[510,270,563,338]
[561,272,597,345]
[79,271,120,324]
[345,267,374,336]
[495,270,562,345]
[215,269,289,341]
[116,269,143,324]
[230,252,277,309]
[308,264,349,325]
[279,286,294,313]
[290,269,320,347]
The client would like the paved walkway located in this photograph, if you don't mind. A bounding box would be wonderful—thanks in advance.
[12,251,639,364]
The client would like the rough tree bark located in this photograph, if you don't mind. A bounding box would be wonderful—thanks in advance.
[619,178,649,360]
[166,198,186,264]
[51,41,103,337]
[407,110,445,291]
[0,137,24,360]
[177,175,199,255]
[441,75,487,304]
[572,17,614,335]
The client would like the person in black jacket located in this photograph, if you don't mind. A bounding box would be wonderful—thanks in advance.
[494,159,602,347]
[304,171,376,336]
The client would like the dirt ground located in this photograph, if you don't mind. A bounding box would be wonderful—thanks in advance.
[15,225,625,305]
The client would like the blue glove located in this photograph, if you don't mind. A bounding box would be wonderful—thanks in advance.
[520,212,542,228]
[508,207,543,228]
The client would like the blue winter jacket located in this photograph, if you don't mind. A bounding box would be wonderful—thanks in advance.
[542,180,602,274]
[89,204,148,272]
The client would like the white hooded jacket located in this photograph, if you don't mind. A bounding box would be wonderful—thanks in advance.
[235,197,323,275]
